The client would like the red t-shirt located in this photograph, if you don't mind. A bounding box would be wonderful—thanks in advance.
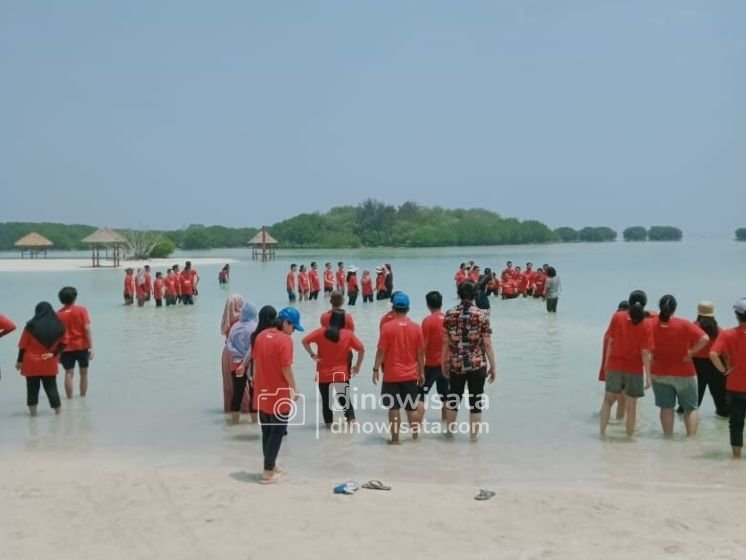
[361,276,373,296]
[124,276,135,296]
[421,312,445,367]
[605,312,655,375]
[298,272,309,292]
[164,277,177,297]
[324,270,335,289]
[57,305,91,351]
[501,268,513,281]
[347,275,359,292]
[711,326,746,392]
[651,317,706,377]
[599,331,610,381]
[180,274,195,296]
[336,270,346,290]
[455,270,467,286]
[286,271,296,291]
[379,310,396,331]
[319,310,355,331]
[376,274,386,292]
[534,274,546,295]
[153,278,164,300]
[143,273,152,294]
[501,281,516,295]
[469,270,480,283]
[378,316,424,383]
[252,329,294,415]
[310,270,321,291]
[0,314,16,337]
[18,330,62,376]
[303,328,364,383]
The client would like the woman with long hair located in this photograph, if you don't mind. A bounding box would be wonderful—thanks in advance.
[599,301,630,421]
[15,302,66,415]
[689,301,728,417]
[650,295,709,437]
[220,294,247,413]
[226,302,258,424]
[302,309,364,428]
[600,290,654,437]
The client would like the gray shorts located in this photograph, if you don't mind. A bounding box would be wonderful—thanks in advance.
[605,371,645,398]
[651,375,698,411]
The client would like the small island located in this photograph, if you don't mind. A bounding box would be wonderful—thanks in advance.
[623,226,683,242]
[736,228,746,241]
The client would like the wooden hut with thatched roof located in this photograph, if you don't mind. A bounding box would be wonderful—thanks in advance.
[248,227,278,262]
[82,228,128,268]
[15,232,54,259]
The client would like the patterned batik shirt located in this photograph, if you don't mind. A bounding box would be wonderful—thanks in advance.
[443,303,492,374]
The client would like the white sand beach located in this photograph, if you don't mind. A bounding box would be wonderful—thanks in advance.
[1,453,744,560]
[0,258,238,273]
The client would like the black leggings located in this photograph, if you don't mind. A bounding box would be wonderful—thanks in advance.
[695,357,728,416]
[362,294,373,303]
[230,373,254,412]
[446,369,486,414]
[348,291,358,306]
[728,392,746,448]
[260,413,288,471]
[546,297,558,313]
[26,376,61,409]
[310,290,320,300]
[317,382,355,425]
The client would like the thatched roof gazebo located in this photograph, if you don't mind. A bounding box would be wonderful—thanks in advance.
[15,232,54,259]
[248,227,278,262]
[82,228,128,268]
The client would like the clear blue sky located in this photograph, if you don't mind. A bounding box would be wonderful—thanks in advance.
[1,1,744,233]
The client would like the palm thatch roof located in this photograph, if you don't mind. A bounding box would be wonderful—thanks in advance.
[82,228,128,245]
[248,230,278,245]
[15,232,53,247]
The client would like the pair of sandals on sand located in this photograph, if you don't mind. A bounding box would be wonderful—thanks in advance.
[334,480,391,494]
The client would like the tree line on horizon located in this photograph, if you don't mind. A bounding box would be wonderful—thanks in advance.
[0,200,714,254]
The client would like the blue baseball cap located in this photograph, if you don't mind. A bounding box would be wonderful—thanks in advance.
[278,307,304,331]
[392,292,410,310]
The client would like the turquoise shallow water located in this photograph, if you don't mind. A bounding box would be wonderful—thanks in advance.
[1,240,746,488]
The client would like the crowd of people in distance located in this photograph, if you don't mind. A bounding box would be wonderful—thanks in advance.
[599,291,746,458]
[122,261,202,307]
[285,262,394,305]
[0,287,93,415]
[455,260,562,313]
[220,279,495,484]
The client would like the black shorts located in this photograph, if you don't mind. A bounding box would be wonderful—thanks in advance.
[420,366,449,399]
[324,287,334,293]
[381,381,421,411]
[61,350,89,371]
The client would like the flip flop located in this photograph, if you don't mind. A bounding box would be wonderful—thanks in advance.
[362,480,391,491]
[474,489,496,501]
[333,481,360,495]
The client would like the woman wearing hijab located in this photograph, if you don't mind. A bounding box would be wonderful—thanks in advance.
[220,294,247,413]
[226,302,259,424]
[15,302,66,415]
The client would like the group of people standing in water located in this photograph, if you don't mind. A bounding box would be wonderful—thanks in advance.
[0,287,93,415]
[122,261,201,307]
[220,276,496,483]
[599,291,746,458]
[286,262,394,306]
[455,260,562,313]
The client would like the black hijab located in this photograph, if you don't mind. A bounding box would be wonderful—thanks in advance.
[25,301,65,349]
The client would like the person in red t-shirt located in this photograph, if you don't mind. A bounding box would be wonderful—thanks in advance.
[184,261,200,295]
[524,263,536,296]
[57,287,94,399]
[600,290,654,437]
[298,264,310,301]
[336,262,346,295]
[286,264,297,302]
[323,263,335,298]
[710,298,746,458]
[454,263,467,287]
[303,309,365,428]
[599,301,630,421]
[123,268,136,305]
[0,314,16,339]
[420,291,447,420]
[373,293,424,444]
[16,302,66,416]
[180,271,195,305]
[135,268,148,307]
[164,270,178,306]
[501,279,518,299]
[152,272,165,307]
[142,265,153,302]
[309,262,321,300]
[361,270,374,303]
[650,295,709,437]
[501,261,514,282]
[252,306,303,483]
[346,267,359,306]
[218,264,230,285]
[533,268,547,299]
[375,267,387,300]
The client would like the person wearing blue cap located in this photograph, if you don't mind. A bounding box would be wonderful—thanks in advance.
[373,292,425,444]
[252,306,304,483]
